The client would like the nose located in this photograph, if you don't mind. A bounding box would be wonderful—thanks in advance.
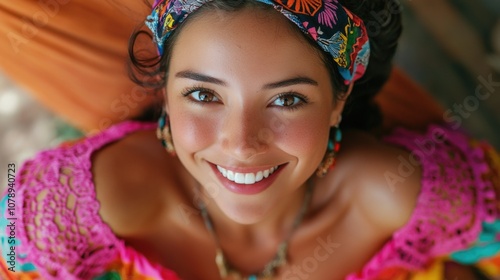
[219,108,272,161]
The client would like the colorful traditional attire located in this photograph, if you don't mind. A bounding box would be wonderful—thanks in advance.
[1,0,498,278]
[1,121,499,280]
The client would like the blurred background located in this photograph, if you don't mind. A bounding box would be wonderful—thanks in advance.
[0,0,499,189]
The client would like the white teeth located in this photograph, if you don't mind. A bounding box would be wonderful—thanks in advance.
[227,170,235,181]
[255,171,263,182]
[216,165,279,184]
[245,173,256,184]
[235,173,245,184]
[217,165,227,177]
[263,169,270,178]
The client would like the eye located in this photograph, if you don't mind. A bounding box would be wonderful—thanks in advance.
[271,93,307,108]
[183,87,220,103]
[192,90,219,102]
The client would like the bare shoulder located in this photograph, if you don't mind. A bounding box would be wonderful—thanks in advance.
[92,129,180,237]
[334,129,422,234]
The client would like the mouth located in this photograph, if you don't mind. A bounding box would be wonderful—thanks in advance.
[209,163,286,195]
[216,165,280,184]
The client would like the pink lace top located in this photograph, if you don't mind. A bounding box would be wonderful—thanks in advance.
[1,121,499,280]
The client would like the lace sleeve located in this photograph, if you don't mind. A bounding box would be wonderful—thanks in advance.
[347,124,499,280]
[1,121,173,280]
[12,142,122,280]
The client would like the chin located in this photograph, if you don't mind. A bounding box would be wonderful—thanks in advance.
[217,197,272,225]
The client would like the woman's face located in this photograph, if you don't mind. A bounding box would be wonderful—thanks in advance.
[166,7,344,224]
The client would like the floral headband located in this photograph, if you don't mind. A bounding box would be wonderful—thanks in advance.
[146,0,370,84]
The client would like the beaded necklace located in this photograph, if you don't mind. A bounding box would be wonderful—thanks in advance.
[197,180,314,280]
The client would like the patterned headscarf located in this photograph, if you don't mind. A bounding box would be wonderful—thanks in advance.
[146,0,370,84]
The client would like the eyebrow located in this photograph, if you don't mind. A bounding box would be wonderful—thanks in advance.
[263,77,318,89]
[175,70,319,89]
[175,71,227,86]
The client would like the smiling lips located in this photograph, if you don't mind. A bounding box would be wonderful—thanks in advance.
[216,165,280,184]
[210,163,285,195]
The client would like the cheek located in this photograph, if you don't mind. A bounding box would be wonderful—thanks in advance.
[271,113,331,160]
[169,109,219,154]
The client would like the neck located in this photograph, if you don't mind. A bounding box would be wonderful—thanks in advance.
[199,181,311,245]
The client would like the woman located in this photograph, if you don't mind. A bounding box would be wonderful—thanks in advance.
[1,0,499,279]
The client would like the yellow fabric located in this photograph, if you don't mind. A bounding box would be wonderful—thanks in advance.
[410,259,445,280]
[477,255,500,276]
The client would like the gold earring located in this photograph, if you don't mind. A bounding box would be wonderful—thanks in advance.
[157,110,176,156]
[316,117,342,177]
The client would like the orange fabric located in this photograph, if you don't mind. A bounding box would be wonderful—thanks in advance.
[0,0,158,133]
[0,0,443,133]
[375,68,445,132]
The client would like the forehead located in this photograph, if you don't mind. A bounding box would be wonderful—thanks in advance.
[168,7,329,85]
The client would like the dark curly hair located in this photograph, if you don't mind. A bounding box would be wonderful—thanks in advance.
[128,0,402,131]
